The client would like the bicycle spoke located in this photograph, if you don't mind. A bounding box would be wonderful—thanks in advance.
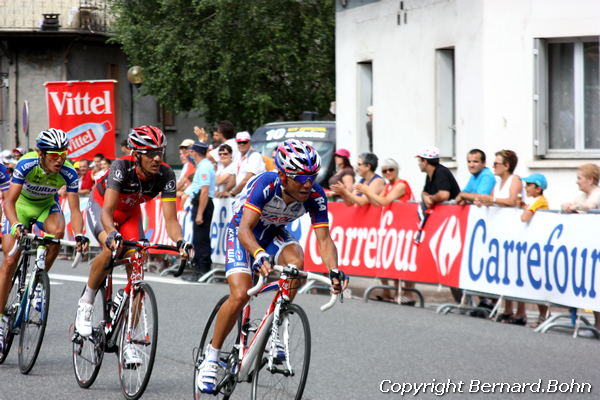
[18,271,50,374]
[118,284,158,400]
[72,286,106,388]
[251,304,311,400]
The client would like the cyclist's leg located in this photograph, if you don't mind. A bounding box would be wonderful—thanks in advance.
[267,230,304,301]
[41,203,66,270]
[0,231,20,316]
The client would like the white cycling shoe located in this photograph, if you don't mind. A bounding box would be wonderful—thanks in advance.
[75,300,94,337]
[123,342,143,369]
[196,359,219,393]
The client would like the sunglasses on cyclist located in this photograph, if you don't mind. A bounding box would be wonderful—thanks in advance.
[137,149,165,158]
[286,173,317,184]
[44,150,68,160]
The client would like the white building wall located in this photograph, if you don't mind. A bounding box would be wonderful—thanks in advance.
[336,0,600,207]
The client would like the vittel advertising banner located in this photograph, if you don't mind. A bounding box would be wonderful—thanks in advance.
[460,206,600,311]
[301,202,470,288]
[45,80,116,160]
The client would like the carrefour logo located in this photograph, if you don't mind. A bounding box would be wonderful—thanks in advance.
[467,219,599,297]
[429,215,462,277]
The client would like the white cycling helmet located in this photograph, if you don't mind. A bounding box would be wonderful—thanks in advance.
[37,128,68,150]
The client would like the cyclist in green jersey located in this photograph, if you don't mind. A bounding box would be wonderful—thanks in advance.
[0,128,88,351]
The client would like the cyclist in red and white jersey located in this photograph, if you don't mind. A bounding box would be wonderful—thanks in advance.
[196,139,347,393]
[75,126,192,361]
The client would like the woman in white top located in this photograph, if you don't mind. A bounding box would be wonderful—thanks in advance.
[475,150,526,324]
[561,163,600,336]
[214,144,235,198]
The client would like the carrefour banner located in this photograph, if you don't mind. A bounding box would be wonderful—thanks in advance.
[45,80,116,160]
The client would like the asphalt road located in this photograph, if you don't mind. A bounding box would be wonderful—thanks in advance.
[0,260,597,400]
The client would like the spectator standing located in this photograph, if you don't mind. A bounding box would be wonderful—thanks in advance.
[224,131,265,198]
[455,149,496,205]
[176,139,196,195]
[183,141,216,282]
[520,173,550,327]
[356,158,415,304]
[215,144,235,197]
[208,120,239,164]
[328,148,355,192]
[76,159,94,195]
[12,148,24,161]
[473,150,523,323]
[330,152,384,206]
[120,139,130,156]
[561,163,600,336]
[366,106,373,152]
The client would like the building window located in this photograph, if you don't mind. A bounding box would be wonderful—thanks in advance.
[535,37,600,158]
[435,48,455,159]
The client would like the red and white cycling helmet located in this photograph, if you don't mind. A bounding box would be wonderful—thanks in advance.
[127,125,167,151]
[275,139,321,175]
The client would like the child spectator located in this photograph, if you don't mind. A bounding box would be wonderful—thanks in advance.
[520,173,550,327]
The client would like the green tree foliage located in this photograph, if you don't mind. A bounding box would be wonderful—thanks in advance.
[110,0,335,131]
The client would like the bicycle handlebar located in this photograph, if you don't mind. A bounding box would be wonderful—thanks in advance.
[104,239,189,275]
[247,265,338,312]
[9,233,82,268]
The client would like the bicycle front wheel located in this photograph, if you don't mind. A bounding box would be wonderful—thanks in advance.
[194,294,241,400]
[117,283,158,400]
[0,264,23,364]
[73,286,107,388]
[18,270,50,374]
[251,303,311,400]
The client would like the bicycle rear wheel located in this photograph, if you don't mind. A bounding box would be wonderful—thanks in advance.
[194,294,241,400]
[0,265,22,364]
[18,270,50,374]
[117,283,158,400]
[73,286,107,388]
[251,303,311,400]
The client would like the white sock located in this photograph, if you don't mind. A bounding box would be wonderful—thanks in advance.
[80,285,96,305]
[206,343,220,363]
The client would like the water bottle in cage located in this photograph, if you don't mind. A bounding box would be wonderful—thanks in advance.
[35,245,47,270]
[110,289,125,320]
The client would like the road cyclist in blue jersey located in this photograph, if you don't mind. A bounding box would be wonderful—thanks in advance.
[0,128,89,352]
[196,139,348,394]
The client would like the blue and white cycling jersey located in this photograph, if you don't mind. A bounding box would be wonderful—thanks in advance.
[0,163,10,192]
[230,171,329,244]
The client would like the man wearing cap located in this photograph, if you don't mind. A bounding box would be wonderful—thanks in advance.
[455,149,496,205]
[417,145,460,209]
[183,141,216,281]
[223,131,265,197]
[177,138,197,194]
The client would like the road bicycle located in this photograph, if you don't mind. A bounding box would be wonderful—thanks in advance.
[0,227,80,374]
[71,238,187,400]
[194,265,338,400]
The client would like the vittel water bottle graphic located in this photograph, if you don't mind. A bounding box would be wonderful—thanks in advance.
[67,120,112,158]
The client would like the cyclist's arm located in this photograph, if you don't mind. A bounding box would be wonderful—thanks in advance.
[101,188,119,235]
[3,183,22,227]
[314,226,338,271]
[162,199,183,242]
[66,192,84,235]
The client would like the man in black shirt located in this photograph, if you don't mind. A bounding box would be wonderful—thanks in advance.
[417,146,460,208]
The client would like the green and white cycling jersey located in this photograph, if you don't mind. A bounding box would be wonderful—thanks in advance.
[12,151,79,200]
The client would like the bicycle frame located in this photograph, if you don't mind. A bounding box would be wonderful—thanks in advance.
[234,266,337,382]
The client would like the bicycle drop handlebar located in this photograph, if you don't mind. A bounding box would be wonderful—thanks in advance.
[247,265,338,312]
[9,232,82,268]
[104,238,189,277]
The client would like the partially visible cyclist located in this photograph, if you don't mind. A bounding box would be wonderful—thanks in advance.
[197,139,348,393]
[74,125,192,365]
[0,128,88,351]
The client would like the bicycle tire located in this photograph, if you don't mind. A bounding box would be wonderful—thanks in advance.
[0,263,23,364]
[194,294,241,400]
[251,303,311,400]
[73,286,107,388]
[18,270,50,374]
[117,283,158,400]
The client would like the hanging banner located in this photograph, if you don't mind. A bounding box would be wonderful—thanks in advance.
[45,80,116,160]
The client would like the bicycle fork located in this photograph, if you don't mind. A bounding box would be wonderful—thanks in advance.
[15,245,47,329]
[267,300,293,376]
